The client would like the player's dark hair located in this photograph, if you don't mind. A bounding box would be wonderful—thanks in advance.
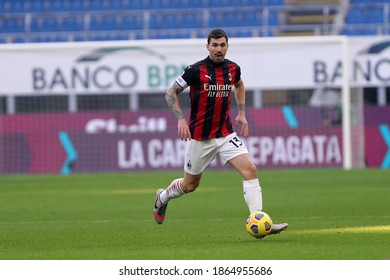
[207,29,228,44]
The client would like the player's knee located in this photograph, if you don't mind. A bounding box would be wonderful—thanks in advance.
[244,163,258,179]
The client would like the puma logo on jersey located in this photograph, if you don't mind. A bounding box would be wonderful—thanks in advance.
[205,74,213,80]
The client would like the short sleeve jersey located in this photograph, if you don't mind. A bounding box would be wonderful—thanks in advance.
[175,56,241,140]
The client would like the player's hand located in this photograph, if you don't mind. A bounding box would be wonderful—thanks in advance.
[178,118,191,141]
[235,113,249,137]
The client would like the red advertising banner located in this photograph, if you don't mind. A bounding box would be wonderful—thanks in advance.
[1,106,389,174]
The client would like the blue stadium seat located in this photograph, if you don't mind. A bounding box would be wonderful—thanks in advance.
[165,0,188,9]
[45,0,67,12]
[112,33,131,40]
[82,32,129,42]
[54,35,70,42]
[88,33,113,41]
[196,29,210,38]
[340,25,379,36]
[209,12,224,27]
[31,0,84,13]
[243,12,262,26]
[247,0,284,7]
[2,17,25,33]
[227,0,248,7]
[269,0,285,6]
[175,31,193,39]
[207,0,228,8]
[149,29,192,39]
[148,0,164,10]
[177,13,203,29]
[70,0,88,11]
[61,16,84,32]
[12,36,26,43]
[5,0,27,13]
[366,8,384,23]
[118,15,143,30]
[128,0,148,10]
[187,0,207,9]
[268,11,280,25]
[30,16,69,32]
[40,17,59,32]
[246,0,261,6]
[346,8,365,23]
[228,29,253,38]
[88,0,106,11]
[150,14,179,29]
[149,31,173,40]
[148,0,202,9]
[162,14,178,29]
[210,11,262,27]
[31,35,51,42]
[149,15,163,29]
[346,7,385,24]
[90,16,118,31]
[107,0,127,11]
[29,17,41,32]
[28,0,46,13]
[90,14,143,31]
[73,34,87,42]
[30,34,69,43]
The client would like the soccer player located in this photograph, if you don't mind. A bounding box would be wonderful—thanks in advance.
[153,29,288,235]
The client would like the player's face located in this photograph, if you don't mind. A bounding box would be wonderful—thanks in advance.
[207,37,228,63]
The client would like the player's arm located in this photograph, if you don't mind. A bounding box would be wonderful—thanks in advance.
[165,82,185,120]
[165,82,192,141]
[234,79,249,137]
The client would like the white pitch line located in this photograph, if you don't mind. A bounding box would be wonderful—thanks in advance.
[289,225,390,234]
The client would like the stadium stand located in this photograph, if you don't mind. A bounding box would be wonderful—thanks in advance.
[341,0,390,35]
[0,0,389,43]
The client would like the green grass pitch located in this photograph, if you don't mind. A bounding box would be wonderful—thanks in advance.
[0,169,389,260]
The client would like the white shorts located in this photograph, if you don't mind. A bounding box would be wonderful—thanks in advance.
[184,132,249,175]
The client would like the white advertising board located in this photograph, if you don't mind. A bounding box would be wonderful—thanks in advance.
[0,36,389,95]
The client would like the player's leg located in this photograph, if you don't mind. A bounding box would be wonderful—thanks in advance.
[228,153,263,214]
[153,139,216,224]
[153,178,185,224]
[153,172,202,224]
[229,155,288,234]
[218,133,262,213]
[159,172,202,205]
[219,133,288,235]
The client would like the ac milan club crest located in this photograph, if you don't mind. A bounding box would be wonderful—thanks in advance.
[186,160,192,170]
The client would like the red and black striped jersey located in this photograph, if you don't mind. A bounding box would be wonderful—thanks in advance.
[175,56,241,140]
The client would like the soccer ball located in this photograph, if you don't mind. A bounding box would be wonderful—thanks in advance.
[246,211,273,239]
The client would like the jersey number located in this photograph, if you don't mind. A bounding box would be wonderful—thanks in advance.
[229,137,243,148]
